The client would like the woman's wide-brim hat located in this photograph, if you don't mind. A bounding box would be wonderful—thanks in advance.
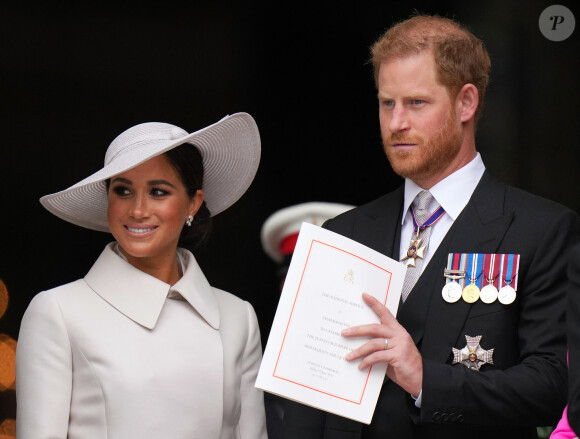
[40,112,260,232]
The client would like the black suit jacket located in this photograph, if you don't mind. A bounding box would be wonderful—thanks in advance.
[567,242,580,435]
[281,171,579,439]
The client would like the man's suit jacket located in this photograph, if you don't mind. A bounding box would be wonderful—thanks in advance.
[567,242,580,435]
[281,171,579,439]
[16,243,267,439]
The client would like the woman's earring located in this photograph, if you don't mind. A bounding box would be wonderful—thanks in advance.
[185,215,194,227]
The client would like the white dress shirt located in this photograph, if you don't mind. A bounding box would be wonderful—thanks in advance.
[399,153,486,272]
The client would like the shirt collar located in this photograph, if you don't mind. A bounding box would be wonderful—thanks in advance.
[84,243,220,330]
[402,152,485,224]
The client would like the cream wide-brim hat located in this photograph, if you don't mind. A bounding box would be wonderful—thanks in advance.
[40,112,260,232]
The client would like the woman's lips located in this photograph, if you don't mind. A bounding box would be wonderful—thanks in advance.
[124,225,158,236]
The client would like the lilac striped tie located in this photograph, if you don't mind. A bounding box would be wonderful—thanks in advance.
[401,191,436,302]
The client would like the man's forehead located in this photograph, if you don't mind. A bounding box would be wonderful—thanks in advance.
[377,53,440,87]
[379,50,436,71]
[378,52,437,82]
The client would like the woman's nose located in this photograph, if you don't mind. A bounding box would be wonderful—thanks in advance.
[128,193,150,218]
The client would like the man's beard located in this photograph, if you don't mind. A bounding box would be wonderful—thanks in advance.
[382,109,463,184]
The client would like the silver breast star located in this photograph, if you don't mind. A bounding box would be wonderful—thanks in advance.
[452,335,494,371]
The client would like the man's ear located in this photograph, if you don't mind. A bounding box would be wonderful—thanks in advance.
[456,83,479,123]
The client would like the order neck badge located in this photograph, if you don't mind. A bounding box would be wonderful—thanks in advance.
[401,205,445,267]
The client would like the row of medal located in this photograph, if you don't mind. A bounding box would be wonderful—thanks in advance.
[441,253,520,305]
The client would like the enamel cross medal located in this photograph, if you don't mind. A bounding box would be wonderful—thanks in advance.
[401,234,427,267]
[400,205,446,267]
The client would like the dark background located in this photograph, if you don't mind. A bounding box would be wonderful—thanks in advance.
[0,0,578,422]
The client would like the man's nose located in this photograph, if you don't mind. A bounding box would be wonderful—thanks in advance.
[388,106,410,133]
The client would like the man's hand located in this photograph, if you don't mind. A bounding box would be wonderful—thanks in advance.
[342,293,423,397]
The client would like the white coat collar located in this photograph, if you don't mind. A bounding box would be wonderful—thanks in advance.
[84,243,220,330]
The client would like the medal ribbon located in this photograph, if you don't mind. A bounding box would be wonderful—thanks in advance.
[482,253,501,288]
[499,254,505,288]
[410,205,446,234]
[460,254,468,288]
[482,254,491,284]
[512,255,520,290]
[503,254,520,291]
[447,253,519,292]
[446,253,453,271]
[445,253,467,288]
[465,253,484,287]
[445,253,453,285]
[465,253,474,284]
[498,254,520,290]
[445,253,464,286]
[491,254,501,289]
[475,254,485,288]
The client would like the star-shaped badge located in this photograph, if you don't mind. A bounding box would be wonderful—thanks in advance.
[401,238,427,267]
[452,335,494,371]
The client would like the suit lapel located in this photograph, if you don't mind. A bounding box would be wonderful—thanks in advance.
[398,172,514,359]
[352,187,404,260]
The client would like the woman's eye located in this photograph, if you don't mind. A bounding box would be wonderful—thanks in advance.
[112,186,130,196]
[151,188,169,197]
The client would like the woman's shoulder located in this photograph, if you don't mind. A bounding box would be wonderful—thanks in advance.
[19,280,92,343]
[211,287,262,354]
[24,278,94,318]
[211,287,258,325]
[211,286,253,311]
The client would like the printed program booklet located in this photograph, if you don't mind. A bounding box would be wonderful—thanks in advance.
[256,222,405,424]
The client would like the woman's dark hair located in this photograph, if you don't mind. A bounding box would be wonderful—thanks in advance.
[165,143,212,249]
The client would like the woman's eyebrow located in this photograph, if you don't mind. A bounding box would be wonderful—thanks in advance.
[147,179,178,189]
[110,177,132,185]
[109,177,177,189]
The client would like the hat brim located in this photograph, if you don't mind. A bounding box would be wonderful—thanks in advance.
[40,112,260,232]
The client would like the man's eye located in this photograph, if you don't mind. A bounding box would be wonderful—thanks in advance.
[412,99,424,105]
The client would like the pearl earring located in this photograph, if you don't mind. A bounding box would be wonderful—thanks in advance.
[185,215,194,227]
